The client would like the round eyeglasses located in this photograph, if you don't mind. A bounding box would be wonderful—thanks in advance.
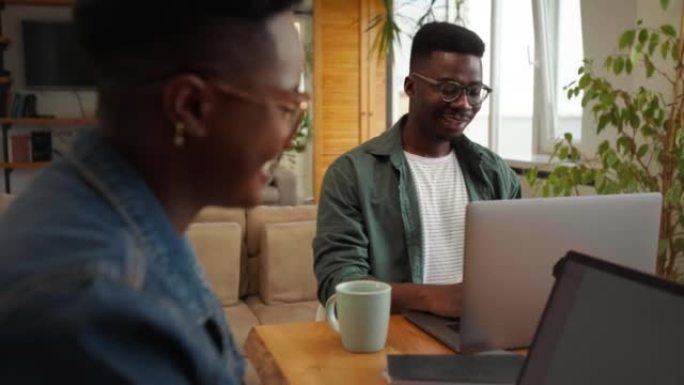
[411,72,492,106]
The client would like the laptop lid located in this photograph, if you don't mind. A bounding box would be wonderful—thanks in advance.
[460,193,661,352]
[518,251,684,385]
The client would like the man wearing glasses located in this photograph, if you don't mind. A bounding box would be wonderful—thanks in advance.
[314,22,520,318]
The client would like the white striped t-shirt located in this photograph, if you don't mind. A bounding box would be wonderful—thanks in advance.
[404,150,469,284]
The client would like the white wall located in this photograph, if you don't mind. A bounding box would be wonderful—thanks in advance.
[579,0,681,154]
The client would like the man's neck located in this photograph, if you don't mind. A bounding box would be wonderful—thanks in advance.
[402,117,452,158]
[103,127,201,234]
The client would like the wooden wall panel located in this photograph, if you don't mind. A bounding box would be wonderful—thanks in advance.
[314,0,361,199]
[313,0,388,201]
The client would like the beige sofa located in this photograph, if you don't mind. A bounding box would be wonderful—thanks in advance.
[188,205,319,383]
[188,205,319,342]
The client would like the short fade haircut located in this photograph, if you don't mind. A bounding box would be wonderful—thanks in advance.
[73,0,301,83]
[410,22,485,69]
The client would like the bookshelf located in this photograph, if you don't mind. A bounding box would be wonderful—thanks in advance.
[0,117,97,125]
[0,1,92,192]
[2,0,75,6]
[1,117,98,192]
[0,161,48,170]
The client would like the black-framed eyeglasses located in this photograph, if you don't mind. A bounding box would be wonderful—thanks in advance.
[411,72,492,106]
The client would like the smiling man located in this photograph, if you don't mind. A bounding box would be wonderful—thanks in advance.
[314,22,520,318]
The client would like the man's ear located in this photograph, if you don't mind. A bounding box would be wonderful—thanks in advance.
[162,74,215,141]
[404,75,415,97]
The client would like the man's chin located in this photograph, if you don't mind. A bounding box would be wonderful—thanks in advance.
[435,119,468,139]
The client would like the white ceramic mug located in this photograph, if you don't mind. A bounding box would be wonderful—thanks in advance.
[325,280,391,353]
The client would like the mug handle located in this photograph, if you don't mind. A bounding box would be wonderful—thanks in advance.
[325,294,340,333]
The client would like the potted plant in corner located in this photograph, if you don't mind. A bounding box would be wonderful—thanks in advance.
[527,0,684,281]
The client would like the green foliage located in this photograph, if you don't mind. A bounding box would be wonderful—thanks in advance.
[529,7,684,281]
[284,43,314,165]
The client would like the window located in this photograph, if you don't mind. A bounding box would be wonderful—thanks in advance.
[390,0,584,159]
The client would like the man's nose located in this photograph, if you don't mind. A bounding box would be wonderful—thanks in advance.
[448,91,472,110]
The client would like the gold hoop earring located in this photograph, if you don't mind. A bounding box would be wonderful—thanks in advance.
[174,121,186,147]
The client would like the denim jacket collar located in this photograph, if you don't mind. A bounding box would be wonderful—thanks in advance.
[65,128,217,320]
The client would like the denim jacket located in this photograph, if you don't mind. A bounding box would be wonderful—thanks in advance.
[0,128,244,384]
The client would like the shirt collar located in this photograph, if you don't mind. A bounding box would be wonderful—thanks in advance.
[365,114,484,162]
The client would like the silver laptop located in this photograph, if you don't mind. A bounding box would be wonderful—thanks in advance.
[406,193,661,353]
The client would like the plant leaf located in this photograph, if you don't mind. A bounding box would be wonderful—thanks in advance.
[564,132,573,142]
[644,55,655,77]
[661,24,676,37]
[637,144,649,159]
[619,29,636,50]
[648,33,660,55]
[604,56,614,71]
[660,0,669,9]
[661,40,671,60]
[625,58,633,74]
[578,73,591,88]
[613,56,625,75]
[638,29,649,45]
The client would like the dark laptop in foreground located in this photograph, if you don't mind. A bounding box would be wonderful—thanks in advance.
[407,193,661,353]
[389,251,684,384]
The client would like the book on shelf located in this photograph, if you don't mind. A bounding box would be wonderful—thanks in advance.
[7,93,39,118]
[30,131,52,162]
[8,132,30,163]
[0,88,9,117]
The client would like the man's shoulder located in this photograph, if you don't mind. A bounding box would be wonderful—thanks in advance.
[474,141,509,168]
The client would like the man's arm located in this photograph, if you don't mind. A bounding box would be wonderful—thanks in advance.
[390,282,462,318]
[313,157,371,305]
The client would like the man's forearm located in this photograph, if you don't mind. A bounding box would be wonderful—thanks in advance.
[390,282,462,318]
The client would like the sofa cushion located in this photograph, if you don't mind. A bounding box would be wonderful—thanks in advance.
[194,207,246,234]
[187,222,242,306]
[193,207,249,297]
[223,302,260,351]
[259,220,317,304]
[246,205,317,256]
[245,296,318,325]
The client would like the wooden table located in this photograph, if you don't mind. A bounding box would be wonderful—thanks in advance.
[244,315,454,385]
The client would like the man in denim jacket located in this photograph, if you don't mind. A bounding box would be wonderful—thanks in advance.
[0,0,308,383]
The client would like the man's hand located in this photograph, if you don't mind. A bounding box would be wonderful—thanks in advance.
[390,282,462,318]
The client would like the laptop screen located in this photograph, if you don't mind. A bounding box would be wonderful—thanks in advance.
[519,252,684,385]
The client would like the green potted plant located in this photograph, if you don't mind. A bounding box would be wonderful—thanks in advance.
[527,0,684,281]
[369,0,466,60]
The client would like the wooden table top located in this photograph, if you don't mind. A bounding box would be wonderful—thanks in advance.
[244,315,455,385]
